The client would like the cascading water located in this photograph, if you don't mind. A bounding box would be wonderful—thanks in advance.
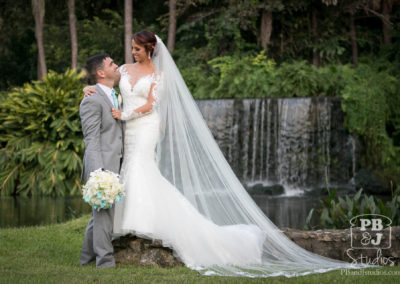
[196,97,355,195]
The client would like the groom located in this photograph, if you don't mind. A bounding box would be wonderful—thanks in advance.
[80,54,123,268]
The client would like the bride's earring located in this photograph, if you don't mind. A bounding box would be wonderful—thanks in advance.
[148,52,151,60]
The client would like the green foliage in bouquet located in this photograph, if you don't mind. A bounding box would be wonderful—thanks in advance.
[305,187,400,230]
[0,70,84,196]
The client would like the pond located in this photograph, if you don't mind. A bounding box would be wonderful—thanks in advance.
[0,192,391,230]
[0,194,325,229]
[0,196,91,228]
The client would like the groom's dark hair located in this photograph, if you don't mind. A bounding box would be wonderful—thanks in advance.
[85,53,110,85]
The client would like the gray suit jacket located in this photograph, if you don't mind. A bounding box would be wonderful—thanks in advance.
[80,84,124,183]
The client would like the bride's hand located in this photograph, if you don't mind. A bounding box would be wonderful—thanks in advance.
[112,108,122,120]
[83,86,97,97]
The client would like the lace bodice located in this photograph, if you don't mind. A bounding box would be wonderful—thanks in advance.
[119,65,162,120]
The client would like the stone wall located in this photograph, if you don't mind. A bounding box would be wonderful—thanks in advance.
[113,226,400,267]
[281,226,399,266]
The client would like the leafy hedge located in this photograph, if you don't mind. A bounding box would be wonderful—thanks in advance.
[182,51,349,100]
[0,70,84,196]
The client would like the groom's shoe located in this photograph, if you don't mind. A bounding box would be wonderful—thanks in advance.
[95,248,116,268]
[80,258,95,266]
[80,248,96,266]
[96,257,116,268]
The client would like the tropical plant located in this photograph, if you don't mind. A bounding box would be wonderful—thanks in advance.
[0,69,84,196]
[305,186,400,230]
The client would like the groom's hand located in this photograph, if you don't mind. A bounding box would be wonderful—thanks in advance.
[83,86,97,97]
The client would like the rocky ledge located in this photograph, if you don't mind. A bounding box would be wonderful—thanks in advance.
[113,226,400,267]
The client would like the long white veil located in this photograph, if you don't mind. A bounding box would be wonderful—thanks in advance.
[152,35,374,277]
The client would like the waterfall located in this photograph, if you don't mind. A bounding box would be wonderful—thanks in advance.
[196,97,355,195]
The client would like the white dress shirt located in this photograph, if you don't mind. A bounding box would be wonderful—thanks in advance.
[97,83,116,107]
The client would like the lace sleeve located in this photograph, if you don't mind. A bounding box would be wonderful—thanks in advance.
[150,72,162,110]
[120,72,162,121]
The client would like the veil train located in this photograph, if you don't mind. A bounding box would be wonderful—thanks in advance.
[151,35,375,277]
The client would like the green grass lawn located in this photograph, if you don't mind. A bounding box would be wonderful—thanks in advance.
[0,215,399,283]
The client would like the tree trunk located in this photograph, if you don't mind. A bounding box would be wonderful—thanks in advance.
[382,0,392,45]
[124,0,133,63]
[260,10,273,50]
[349,11,358,66]
[167,0,177,52]
[279,33,284,56]
[32,0,47,80]
[312,8,319,67]
[68,0,78,69]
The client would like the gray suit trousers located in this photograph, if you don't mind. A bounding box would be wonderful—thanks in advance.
[80,207,115,268]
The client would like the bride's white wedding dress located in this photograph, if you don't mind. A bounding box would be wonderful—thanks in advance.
[112,36,375,277]
[113,66,266,267]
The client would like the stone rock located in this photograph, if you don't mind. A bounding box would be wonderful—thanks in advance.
[140,248,182,268]
[112,235,183,267]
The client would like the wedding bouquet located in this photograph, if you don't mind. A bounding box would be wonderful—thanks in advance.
[82,168,125,211]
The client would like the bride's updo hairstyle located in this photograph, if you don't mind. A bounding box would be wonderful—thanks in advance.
[133,30,157,58]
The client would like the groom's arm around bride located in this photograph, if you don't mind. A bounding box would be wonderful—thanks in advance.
[79,54,123,268]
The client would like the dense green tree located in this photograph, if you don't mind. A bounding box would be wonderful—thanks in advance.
[1,0,398,89]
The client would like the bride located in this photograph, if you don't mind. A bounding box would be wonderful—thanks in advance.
[89,30,375,277]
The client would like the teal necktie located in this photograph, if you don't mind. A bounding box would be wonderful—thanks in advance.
[111,89,118,109]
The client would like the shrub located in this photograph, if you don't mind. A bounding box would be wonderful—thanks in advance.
[206,51,277,99]
[0,70,84,196]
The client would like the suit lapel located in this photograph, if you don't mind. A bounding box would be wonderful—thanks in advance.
[95,84,114,109]
[94,84,123,130]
